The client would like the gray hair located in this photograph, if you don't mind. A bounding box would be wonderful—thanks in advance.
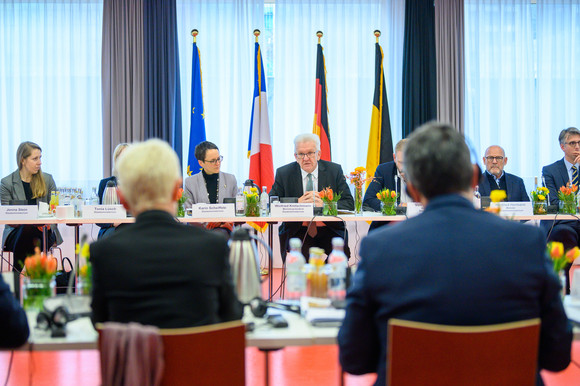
[116,139,181,213]
[294,133,320,152]
[112,143,130,177]
[403,122,473,200]
[558,127,580,145]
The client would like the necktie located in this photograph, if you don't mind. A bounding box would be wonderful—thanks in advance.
[573,166,579,187]
[306,173,313,192]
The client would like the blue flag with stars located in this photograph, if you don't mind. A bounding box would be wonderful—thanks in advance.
[187,41,206,176]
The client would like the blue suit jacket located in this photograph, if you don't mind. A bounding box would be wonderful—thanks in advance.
[0,275,29,348]
[478,171,530,201]
[363,161,398,212]
[542,158,570,206]
[338,194,572,386]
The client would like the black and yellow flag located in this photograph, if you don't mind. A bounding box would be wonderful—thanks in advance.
[366,40,393,184]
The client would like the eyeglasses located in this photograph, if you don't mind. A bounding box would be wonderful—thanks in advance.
[204,155,223,165]
[485,156,504,162]
[295,152,317,160]
[566,141,580,147]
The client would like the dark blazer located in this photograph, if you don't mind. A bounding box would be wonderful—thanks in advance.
[0,275,29,348]
[338,195,572,386]
[90,210,243,328]
[478,171,530,201]
[269,160,354,240]
[96,176,116,239]
[1,170,62,246]
[542,158,570,206]
[363,161,398,212]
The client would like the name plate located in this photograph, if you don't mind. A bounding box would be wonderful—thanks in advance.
[0,205,39,220]
[406,202,424,218]
[190,203,235,218]
[270,203,314,217]
[83,205,127,219]
[492,201,533,216]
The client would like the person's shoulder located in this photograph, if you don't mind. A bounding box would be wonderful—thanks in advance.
[42,171,55,182]
[319,159,343,171]
[185,173,201,183]
[542,158,564,171]
[276,162,299,174]
[505,172,525,183]
[1,170,18,184]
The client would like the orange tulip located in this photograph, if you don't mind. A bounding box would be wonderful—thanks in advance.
[326,189,334,201]
[46,258,57,274]
[572,184,578,193]
[376,192,381,200]
[25,257,35,272]
[565,246,580,262]
[549,242,564,259]
[391,190,396,199]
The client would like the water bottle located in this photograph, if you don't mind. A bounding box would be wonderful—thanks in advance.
[327,237,348,300]
[102,180,119,205]
[235,187,245,216]
[473,185,481,209]
[90,187,99,205]
[285,238,306,299]
[74,189,83,218]
[260,186,269,216]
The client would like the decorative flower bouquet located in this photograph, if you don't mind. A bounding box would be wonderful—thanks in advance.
[547,241,579,274]
[531,186,549,215]
[77,242,92,295]
[319,187,341,216]
[485,189,506,214]
[177,188,187,217]
[377,188,398,216]
[558,182,578,215]
[244,187,260,217]
[23,247,57,311]
[347,167,373,215]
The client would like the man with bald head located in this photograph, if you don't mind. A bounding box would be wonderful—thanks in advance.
[478,145,529,201]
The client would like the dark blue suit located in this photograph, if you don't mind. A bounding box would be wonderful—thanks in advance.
[542,158,578,292]
[363,161,399,232]
[479,171,530,201]
[338,194,572,386]
[0,275,29,348]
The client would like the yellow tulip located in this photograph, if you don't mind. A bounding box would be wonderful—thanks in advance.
[490,190,507,203]
[537,194,545,201]
[549,242,564,259]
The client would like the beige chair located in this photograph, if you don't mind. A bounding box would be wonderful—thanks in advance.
[98,320,246,386]
[387,318,540,386]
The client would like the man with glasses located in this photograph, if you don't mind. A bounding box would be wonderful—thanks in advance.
[269,133,354,261]
[542,127,580,293]
[478,145,529,201]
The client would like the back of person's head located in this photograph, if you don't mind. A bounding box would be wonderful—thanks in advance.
[404,122,473,200]
[116,139,181,213]
[294,133,320,151]
[558,127,580,145]
[194,141,219,161]
[394,138,408,153]
[112,143,130,176]
[16,141,47,199]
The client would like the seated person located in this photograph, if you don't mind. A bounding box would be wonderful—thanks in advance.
[184,141,237,232]
[478,145,529,201]
[269,133,354,261]
[0,274,29,348]
[338,122,572,386]
[90,139,243,328]
[96,142,129,239]
[363,139,408,232]
[1,141,62,301]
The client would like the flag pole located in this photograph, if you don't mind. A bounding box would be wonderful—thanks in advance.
[374,29,380,43]
[317,30,323,44]
[191,29,198,43]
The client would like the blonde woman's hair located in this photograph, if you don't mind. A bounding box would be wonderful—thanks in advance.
[16,141,47,199]
[116,139,180,213]
[112,143,130,177]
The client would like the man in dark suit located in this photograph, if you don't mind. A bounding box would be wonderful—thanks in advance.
[338,122,572,386]
[269,133,354,261]
[0,274,29,348]
[363,139,408,232]
[90,139,242,328]
[478,145,529,201]
[542,126,580,294]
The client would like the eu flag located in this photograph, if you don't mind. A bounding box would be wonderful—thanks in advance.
[187,40,206,176]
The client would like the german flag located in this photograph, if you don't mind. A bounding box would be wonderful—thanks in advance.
[366,34,393,184]
[313,33,331,161]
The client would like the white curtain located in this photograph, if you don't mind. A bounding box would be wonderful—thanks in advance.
[0,0,103,191]
[176,0,263,183]
[273,0,405,176]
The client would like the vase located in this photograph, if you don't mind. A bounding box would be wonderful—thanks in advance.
[532,200,547,215]
[177,203,185,217]
[558,270,566,300]
[323,201,338,216]
[381,201,396,216]
[245,202,260,217]
[559,200,576,215]
[354,186,363,215]
[22,277,54,312]
[77,276,92,296]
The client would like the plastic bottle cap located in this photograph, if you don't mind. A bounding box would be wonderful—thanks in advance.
[331,237,344,247]
[289,238,302,249]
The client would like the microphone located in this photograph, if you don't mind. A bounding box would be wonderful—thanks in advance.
[394,175,399,205]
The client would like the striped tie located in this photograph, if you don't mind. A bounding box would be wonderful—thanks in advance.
[573,166,579,187]
[306,173,313,192]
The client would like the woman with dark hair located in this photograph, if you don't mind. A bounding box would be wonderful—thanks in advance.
[1,141,62,300]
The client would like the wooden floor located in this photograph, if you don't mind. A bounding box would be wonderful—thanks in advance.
[1,269,579,385]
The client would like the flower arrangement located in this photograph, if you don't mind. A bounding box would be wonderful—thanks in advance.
[23,247,57,311]
[347,167,373,214]
[484,189,506,214]
[24,247,57,280]
[244,187,260,217]
[558,182,577,214]
[76,242,92,295]
[546,241,578,273]
[376,188,398,215]
[177,188,187,217]
[318,187,341,216]
[531,186,549,214]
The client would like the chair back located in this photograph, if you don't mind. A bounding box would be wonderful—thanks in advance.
[98,320,245,386]
[387,318,540,386]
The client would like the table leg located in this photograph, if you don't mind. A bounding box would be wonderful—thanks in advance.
[42,225,48,254]
[268,222,273,301]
